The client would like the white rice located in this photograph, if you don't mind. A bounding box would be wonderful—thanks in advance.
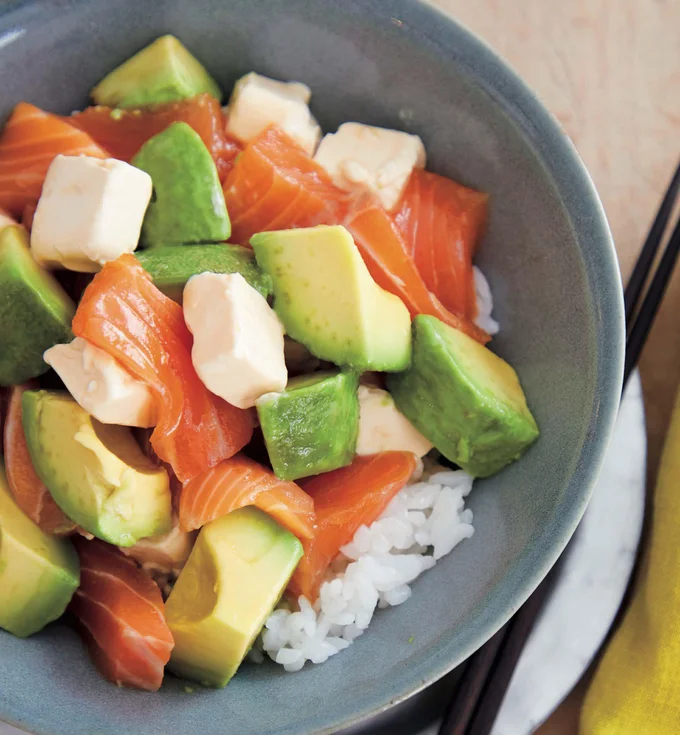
[255,461,475,672]
[473,266,499,335]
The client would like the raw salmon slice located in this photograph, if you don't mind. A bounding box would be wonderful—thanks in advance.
[223,126,350,244]
[180,454,316,540]
[72,254,253,484]
[70,94,241,182]
[0,102,109,216]
[288,452,417,601]
[345,204,490,344]
[394,170,488,319]
[70,537,174,691]
[3,384,76,535]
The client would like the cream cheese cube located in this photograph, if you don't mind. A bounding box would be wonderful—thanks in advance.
[43,337,156,428]
[225,72,321,154]
[183,272,287,409]
[30,155,152,273]
[314,123,426,210]
[356,385,433,457]
[0,210,17,231]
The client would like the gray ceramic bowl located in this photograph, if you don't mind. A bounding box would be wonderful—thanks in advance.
[0,1,624,734]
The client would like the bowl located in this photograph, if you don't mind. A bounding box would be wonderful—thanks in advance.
[0,1,624,733]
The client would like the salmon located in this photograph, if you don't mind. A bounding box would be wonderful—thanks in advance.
[288,452,417,600]
[70,94,241,182]
[3,384,76,535]
[21,200,37,231]
[0,102,109,216]
[70,537,174,691]
[72,254,253,484]
[179,454,316,540]
[345,204,490,344]
[223,126,350,244]
[394,170,488,319]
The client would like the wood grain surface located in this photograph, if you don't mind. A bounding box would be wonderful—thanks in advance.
[429,0,680,731]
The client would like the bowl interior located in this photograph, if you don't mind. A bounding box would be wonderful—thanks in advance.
[0,1,623,734]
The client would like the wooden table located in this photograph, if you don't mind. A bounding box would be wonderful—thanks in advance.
[430,0,680,731]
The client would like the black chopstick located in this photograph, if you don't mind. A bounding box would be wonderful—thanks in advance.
[438,158,680,735]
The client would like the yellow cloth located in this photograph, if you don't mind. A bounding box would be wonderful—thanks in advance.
[581,386,680,734]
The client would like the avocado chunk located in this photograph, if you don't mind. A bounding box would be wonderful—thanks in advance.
[251,225,411,372]
[22,391,172,547]
[132,122,230,247]
[387,315,539,477]
[0,226,74,386]
[0,464,79,638]
[92,35,222,108]
[256,370,359,481]
[135,244,271,302]
[166,507,302,687]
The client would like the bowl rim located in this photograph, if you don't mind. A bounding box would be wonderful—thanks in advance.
[0,1,624,733]
[334,1,624,730]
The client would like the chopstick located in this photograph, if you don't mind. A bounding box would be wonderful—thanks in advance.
[438,158,680,735]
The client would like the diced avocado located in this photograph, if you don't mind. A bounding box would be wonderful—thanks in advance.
[251,225,411,372]
[135,244,271,302]
[387,315,539,477]
[21,391,172,547]
[92,35,222,108]
[256,370,359,481]
[0,463,79,638]
[0,226,74,386]
[132,122,230,247]
[166,506,302,687]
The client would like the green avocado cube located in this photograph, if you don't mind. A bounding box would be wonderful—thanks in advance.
[135,244,271,302]
[256,371,360,481]
[0,464,79,638]
[0,226,74,386]
[22,391,172,547]
[132,122,230,247]
[166,507,302,687]
[92,35,222,108]
[387,315,539,478]
[251,225,411,372]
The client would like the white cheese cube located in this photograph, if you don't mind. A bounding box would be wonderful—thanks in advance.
[314,123,426,210]
[122,523,196,577]
[30,155,152,273]
[225,72,321,154]
[43,337,156,428]
[356,385,433,457]
[0,210,17,231]
[183,272,287,409]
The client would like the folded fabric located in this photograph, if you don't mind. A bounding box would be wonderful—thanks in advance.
[581,385,680,734]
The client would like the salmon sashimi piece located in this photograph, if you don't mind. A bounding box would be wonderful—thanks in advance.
[3,384,76,535]
[179,454,317,539]
[72,254,253,484]
[70,94,241,182]
[0,102,109,216]
[288,452,417,601]
[70,537,174,691]
[345,204,490,344]
[394,170,488,319]
[223,126,350,244]
[21,200,37,231]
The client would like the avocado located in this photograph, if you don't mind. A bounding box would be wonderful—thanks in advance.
[22,391,172,547]
[132,122,230,247]
[166,506,302,687]
[135,244,271,302]
[92,35,222,108]
[251,225,411,372]
[0,226,74,386]
[0,464,79,638]
[387,315,539,477]
[256,370,359,481]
